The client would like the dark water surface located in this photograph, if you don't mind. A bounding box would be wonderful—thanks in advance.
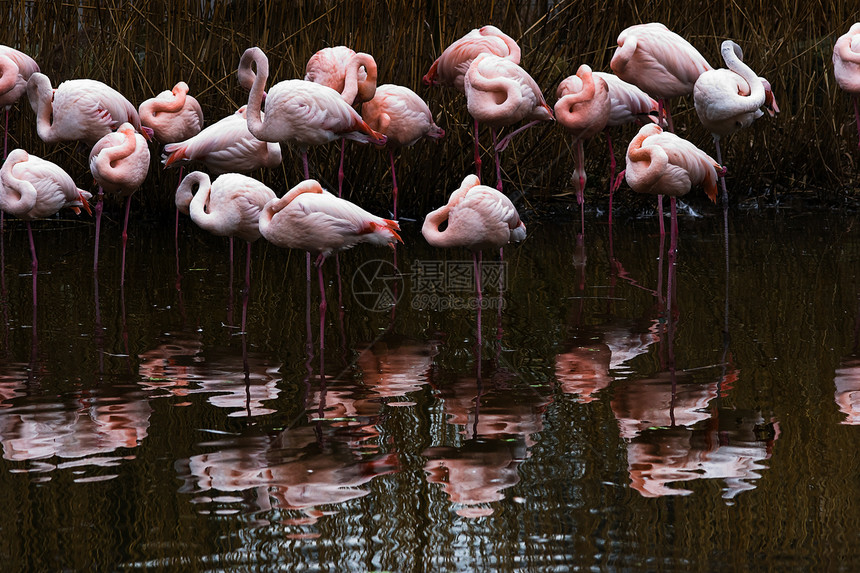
[0,201,858,572]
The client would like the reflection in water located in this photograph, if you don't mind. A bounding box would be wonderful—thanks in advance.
[0,384,150,479]
[612,371,779,499]
[835,357,860,425]
[355,337,439,405]
[138,331,280,417]
[177,425,398,525]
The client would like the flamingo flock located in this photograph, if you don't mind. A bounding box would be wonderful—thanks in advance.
[0,21,857,357]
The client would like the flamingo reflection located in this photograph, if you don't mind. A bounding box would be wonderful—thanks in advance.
[834,357,860,424]
[356,336,439,404]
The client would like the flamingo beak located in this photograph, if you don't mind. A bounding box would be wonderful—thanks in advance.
[78,192,93,216]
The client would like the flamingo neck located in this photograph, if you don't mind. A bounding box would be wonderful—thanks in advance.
[27,73,56,142]
[241,48,269,138]
[0,56,16,95]
[175,171,209,215]
[0,150,36,217]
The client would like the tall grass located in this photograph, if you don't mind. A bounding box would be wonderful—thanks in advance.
[1,0,859,216]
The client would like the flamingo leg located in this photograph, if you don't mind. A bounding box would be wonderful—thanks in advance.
[241,241,251,334]
[658,195,665,236]
[492,128,503,192]
[474,250,483,358]
[27,221,36,312]
[389,149,398,219]
[317,253,327,380]
[227,237,234,326]
[302,150,310,180]
[855,95,860,150]
[667,196,679,323]
[3,108,8,160]
[575,140,586,236]
[338,139,345,197]
[93,187,104,275]
[120,194,132,287]
[606,131,616,226]
[473,118,482,178]
[174,166,184,283]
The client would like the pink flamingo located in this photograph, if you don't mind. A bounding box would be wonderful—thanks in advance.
[0,148,91,305]
[239,47,386,180]
[162,105,282,174]
[89,123,150,285]
[464,53,554,191]
[554,65,610,234]
[175,171,275,332]
[592,71,660,222]
[834,23,860,149]
[422,174,526,350]
[0,46,39,159]
[27,72,149,145]
[361,83,446,217]
[423,25,521,175]
[694,40,774,212]
[625,123,721,313]
[138,81,204,144]
[258,179,400,376]
[305,46,378,195]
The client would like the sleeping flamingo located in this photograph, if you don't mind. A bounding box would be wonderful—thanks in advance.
[554,65,610,234]
[361,83,445,217]
[89,123,150,285]
[305,46,378,195]
[833,23,860,149]
[0,149,91,304]
[422,174,526,350]
[464,53,554,191]
[0,46,39,159]
[27,72,149,145]
[423,25,521,175]
[139,81,204,144]
[259,179,400,376]
[175,171,276,332]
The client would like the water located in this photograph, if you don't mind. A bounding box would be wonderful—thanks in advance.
[0,201,858,571]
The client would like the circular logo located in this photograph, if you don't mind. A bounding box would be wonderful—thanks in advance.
[351,259,404,312]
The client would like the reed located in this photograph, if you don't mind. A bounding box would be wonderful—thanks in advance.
[1,0,858,217]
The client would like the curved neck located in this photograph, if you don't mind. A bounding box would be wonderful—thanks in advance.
[0,150,37,217]
[627,130,667,191]
[146,83,189,117]
[722,41,764,103]
[240,48,269,138]
[344,52,377,104]
[27,73,55,142]
[421,204,455,247]
[175,171,209,215]
[466,58,521,120]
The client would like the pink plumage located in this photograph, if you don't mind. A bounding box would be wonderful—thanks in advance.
[259,179,401,258]
[0,45,39,110]
[162,106,282,174]
[0,148,90,220]
[89,123,150,196]
[834,23,860,94]
[464,53,553,128]
[423,25,521,92]
[305,46,378,105]
[139,81,204,144]
[362,84,445,147]
[593,72,659,127]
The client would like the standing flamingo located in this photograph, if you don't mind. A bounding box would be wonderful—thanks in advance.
[422,174,526,351]
[0,46,39,159]
[27,72,149,145]
[0,149,91,307]
[625,123,721,313]
[239,47,386,181]
[139,81,204,144]
[175,171,275,332]
[89,123,150,285]
[694,40,771,212]
[259,179,400,376]
[833,23,860,149]
[592,71,660,223]
[423,25,521,176]
[554,65,610,234]
[305,46,378,195]
[463,53,554,191]
[361,84,446,217]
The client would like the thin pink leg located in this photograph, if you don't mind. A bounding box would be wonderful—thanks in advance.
[302,151,310,180]
[576,140,585,236]
[853,95,860,150]
[492,128,503,191]
[473,118,482,178]
[3,109,8,160]
[316,254,327,380]
[120,195,132,287]
[227,237,234,326]
[174,166,184,280]
[658,195,665,236]
[27,222,37,311]
[667,196,678,320]
[93,188,104,275]
[474,250,483,357]
[389,149,398,218]
[606,131,616,226]
[338,139,345,197]
[241,241,251,333]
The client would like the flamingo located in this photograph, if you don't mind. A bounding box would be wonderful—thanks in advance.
[138,81,204,144]
[694,40,771,212]
[175,171,276,332]
[625,123,721,313]
[0,148,91,303]
[833,23,860,149]
[27,72,149,146]
[610,22,712,233]
[238,47,386,180]
[0,46,39,159]
[463,53,554,191]
[258,178,401,376]
[361,83,446,217]
[592,71,660,223]
[554,65,611,234]
[162,106,282,174]
[421,174,526,349]
[89,123,150,285]
[305,46,378,195]
[423,25,521,175]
